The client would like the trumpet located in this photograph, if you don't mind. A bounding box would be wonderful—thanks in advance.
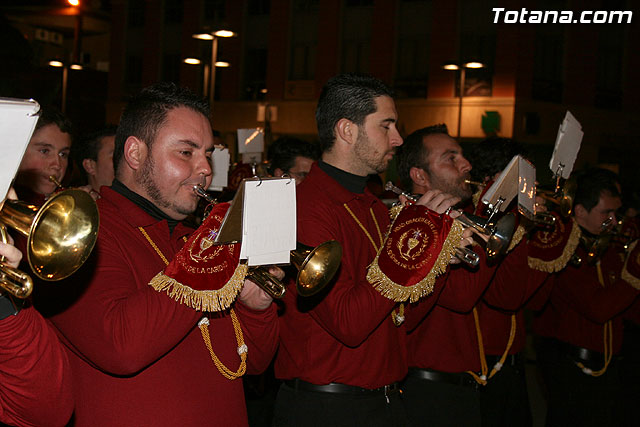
[536,178,576,218]
[0,188,100,299]
[385,182,516,266]
[192,185,343,299]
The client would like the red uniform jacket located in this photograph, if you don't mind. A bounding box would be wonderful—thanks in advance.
[39,187,279,427]
[533,243,640,353]
[276,163,420,389]
[0,306,73,427]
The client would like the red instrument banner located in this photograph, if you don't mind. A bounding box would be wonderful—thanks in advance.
[528,213,581,273]
[149,202,248,312]
[367,204,465,303]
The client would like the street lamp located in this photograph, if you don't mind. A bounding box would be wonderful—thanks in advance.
[443,61,485,139]
[192,29,237,110]
[48,60,83,113]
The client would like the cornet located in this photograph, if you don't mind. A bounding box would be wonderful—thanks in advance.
[385,182,516,266]
[192,185,343,299]
[0,187,99,299]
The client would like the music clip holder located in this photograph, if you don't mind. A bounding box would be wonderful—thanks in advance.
[214,176,296,266]
[481,155,537,222]
[0,98,41,205]
[549,111,583,189]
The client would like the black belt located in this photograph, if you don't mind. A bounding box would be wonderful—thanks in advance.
[563,343,605,365]
[284,378,400,400]
[485,353,523,368]
[406,368,478,389]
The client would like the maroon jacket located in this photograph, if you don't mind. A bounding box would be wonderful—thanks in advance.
[42,187,279,427]
[0,306,73,427]
[533,243,640,353]
[276,163,421,389]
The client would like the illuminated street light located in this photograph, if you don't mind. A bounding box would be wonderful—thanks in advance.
[192,29,237,110]
[48,60,83,113]
[443,61,485,138]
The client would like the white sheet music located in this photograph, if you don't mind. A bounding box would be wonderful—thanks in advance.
[207,146,230,191]
[240,178,296,265]
[549,111,583,179]
[0,98,40,203]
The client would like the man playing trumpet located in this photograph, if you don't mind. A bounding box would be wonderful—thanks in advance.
[273,74,472,426]
[36,83,280,426]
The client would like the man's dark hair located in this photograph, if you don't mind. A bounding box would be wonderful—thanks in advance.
[396,123,449,187]
[73,125,118,164]
[35,106,73,135]
[468,137,529,182]
[267,137,320,175]
[315,73,394,153]
[573,168,621,212]
[113,82,209,173]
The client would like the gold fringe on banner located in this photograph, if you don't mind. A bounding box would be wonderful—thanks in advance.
[367,221,466,303]
[621,240,640,290]
[149,264,249,312]
[507,224,526,253]
[528,221,581,273]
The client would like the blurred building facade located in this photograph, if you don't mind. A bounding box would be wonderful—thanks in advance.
[2,0,639,185]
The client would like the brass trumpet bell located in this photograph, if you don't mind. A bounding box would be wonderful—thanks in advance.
[247,240,343,299]
[456,212,517,261]
[0,189,99,283]
[536,178,576,218]
[292,240,343,297]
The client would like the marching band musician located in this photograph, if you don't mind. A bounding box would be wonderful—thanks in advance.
[533,168,640,427]
[14,106,72,205]
[396,126,551,427]
[273,74,469,426]
[467,137,554,427]
[35,83,280,426]
[0,191,73,427]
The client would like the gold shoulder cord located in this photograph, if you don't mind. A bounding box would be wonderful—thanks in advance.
[466,308,516,386]
[575,262,612,377]
[139,226,246,380]
[343,204,405,326]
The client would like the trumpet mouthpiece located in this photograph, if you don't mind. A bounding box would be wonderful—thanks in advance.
[48,175,62,188]
[192,185,217,204]
[464,179,485,188]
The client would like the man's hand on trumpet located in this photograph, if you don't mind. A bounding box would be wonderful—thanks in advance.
[399,189,461,215]
[240,266,284,310]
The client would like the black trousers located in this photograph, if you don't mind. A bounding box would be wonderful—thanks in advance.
[479,355,532,427]
[272,382,408,427]
[402,373,481,427]
[535,337,622,427]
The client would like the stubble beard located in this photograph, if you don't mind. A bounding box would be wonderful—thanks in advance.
[354,129,390,175]
[429,173,473,202]
[137,155,195,217]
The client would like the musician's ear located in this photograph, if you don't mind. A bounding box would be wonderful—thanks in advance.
[574,203,587,220]
[123,136,148,171]
[336,118,356,145]
[82,158,96,176]
[410,167,429,187]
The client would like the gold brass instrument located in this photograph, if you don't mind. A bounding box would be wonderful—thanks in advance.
[463,179,556,228]
[246,241,343,299]
[0,224,33,299]
[535,178,576,218]
[570,217,617,266]
[0,188,100,299]
[385,182,516,266]
[192,185,343,299]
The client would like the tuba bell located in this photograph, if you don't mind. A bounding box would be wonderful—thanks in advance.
[0,188,100,298]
